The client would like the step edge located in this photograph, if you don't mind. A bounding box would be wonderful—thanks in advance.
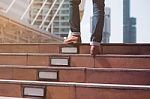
[0,79,150,90]
[0,65,150,72]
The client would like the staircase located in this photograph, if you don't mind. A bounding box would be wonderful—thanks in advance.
[0,1,150,98]
[0,43,150,99]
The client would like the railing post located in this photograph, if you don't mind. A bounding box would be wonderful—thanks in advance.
[39,0,58,28]
[31,0,48,25]
[20,0,34,20]
[46,0,65,31]
[5,0,16,13]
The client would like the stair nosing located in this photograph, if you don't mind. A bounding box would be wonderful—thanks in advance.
[0,64,150,72]
[0,79,150,90]
[1,53,150,57]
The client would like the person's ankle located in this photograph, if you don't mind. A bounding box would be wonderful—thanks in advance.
[90,45,100,56]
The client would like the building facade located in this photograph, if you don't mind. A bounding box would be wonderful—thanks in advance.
[102,7,111,43]
[123,0,136,43]
[30,0,70,38]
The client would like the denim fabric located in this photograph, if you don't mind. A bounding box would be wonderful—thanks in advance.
[69,0,81,34]
[69,0,105,44]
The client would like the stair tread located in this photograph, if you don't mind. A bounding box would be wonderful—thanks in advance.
[0,65,150,71]
[0,53,150,68]
[1,52,150,57]
[0,64,150,85]
[0,79,150,90]
[0,43,150,54]
[0,96,30,99]
[1,43,150,45]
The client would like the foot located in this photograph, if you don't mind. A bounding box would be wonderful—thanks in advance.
[64,35,81,44]
[90,45,100,56]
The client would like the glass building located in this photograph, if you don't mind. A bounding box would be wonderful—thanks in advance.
[30,0,70,38]
[123,0,136,43]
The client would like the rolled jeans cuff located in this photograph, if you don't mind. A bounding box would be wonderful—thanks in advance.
[90,41,100,46]
[71,32,81,35]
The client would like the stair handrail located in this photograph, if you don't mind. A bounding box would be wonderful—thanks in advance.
[31,0,48,25]
[5,0,16,13]
[46,0,65,31]
[39,0,58,29]
[20,0,34,20]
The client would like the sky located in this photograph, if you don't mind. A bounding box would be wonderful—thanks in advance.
[81,0,150,43]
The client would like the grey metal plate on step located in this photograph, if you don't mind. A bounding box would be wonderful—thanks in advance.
[38,70,59,81]
[50,56,70,66]
[60,45,79,54]
[22,86,45,97]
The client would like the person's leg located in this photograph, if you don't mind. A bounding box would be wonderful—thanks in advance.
[64,0,81,44]
[90,0,105,55]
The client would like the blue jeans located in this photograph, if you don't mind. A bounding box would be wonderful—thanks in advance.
[69,0,105,45]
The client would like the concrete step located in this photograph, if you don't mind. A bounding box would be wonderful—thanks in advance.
[0,53,150,69]
[0,97,30,99]
[102,43,150,54]
[0,65,150,85]
[0,44,60,53]
[0,43,150,54]
[0,79,150,99]
[0,44,85,54]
